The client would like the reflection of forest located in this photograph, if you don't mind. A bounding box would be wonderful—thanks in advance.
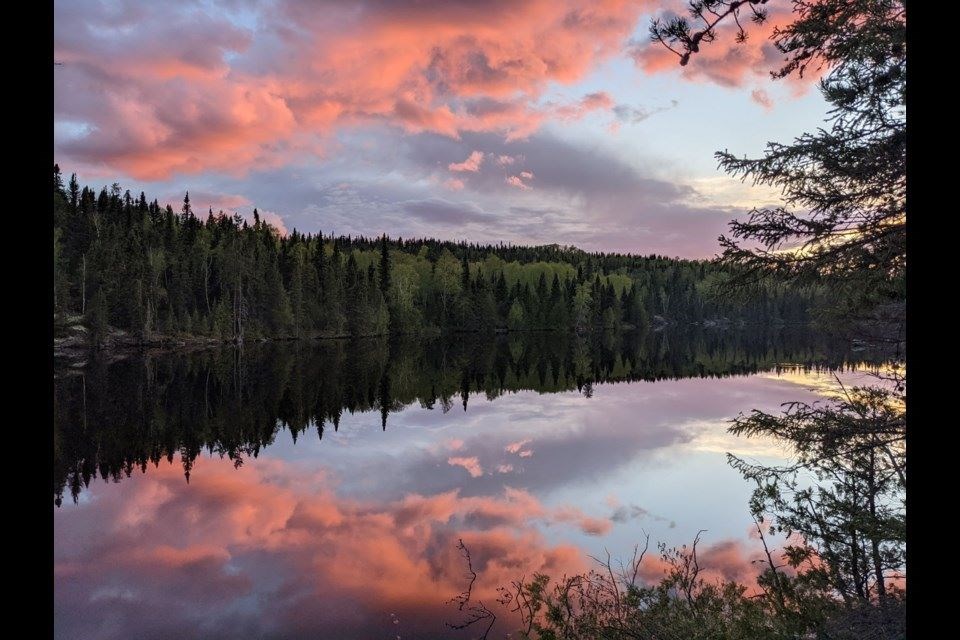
[54,329,890,506]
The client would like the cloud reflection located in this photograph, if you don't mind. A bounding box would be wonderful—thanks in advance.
[56,454,769,639]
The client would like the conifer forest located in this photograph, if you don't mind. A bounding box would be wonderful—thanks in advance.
[54,167,822,346]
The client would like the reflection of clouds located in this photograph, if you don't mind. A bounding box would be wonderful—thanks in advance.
[54,459,595,638]
[54,376,856,638]
[686,367,900,457]
[444,438,464,451]
[55,456,767,638]
[636,539,766,591]
[690,428,792,458]
[759,366,898,399]
[504,438,532,454]
[551,506,612,536]
[56,371,852,637]
[366,377,824,503]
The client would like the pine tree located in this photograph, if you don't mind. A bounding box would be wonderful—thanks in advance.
[181,192,192,220]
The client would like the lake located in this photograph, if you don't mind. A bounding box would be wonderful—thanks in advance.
[53,329,890,639]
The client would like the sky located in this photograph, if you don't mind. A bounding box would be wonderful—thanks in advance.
[53,0,826,258]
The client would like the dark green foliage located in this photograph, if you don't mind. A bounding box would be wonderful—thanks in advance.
[729,382,905,612]
[52,170,826,343]
[652,1,906,322]
[664,1,904,633]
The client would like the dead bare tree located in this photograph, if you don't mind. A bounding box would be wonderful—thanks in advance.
[447,539,497,639]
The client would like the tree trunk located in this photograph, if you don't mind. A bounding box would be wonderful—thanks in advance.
[868,447,887,603]
[81,254,86,315]
[203,258,211,318]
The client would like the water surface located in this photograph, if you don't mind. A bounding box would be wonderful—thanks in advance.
[54,330,888,639]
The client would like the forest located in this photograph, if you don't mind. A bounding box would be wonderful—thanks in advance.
[53,166,822,347]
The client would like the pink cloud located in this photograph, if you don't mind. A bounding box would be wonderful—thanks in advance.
[518,449,534,458]
[751,88,773,110]
[495,154,516,166]
[519,171,534,180]
[496,464,514,474]
[393,97,461,138]
[553,91,616,120]
[256,210,289,237]
[162,191,252,212]
[506,175,532,190]
[443,177,465,191]
[55,1,654,179]
[444,438,466,451]
[505,438,532,454]
[635,536,767,596]
[55,458,599,636]
[448,150,485,172]
[553,506,613,536]
[447,456,483,477]
[55,455,785,638]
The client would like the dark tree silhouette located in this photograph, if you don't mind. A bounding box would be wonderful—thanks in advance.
[652,1,906,326]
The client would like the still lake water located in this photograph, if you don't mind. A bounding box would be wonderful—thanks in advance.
[54,330,890,639]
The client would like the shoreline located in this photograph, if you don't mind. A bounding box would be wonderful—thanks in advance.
[53,318,830,369]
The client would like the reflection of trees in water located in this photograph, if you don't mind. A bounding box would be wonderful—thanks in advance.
[54,329,890,506]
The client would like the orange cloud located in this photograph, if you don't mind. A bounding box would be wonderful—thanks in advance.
[553,91,616,120]
[56,456,781,637]
[505,438,532,454]
[553,506,614,536]
[55,458,598,635]
[751,88,773,110]
[55,1,655,180]
[447,456,484,477]
[448,150,486,172]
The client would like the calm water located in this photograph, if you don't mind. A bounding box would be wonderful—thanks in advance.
[54,330,889,639]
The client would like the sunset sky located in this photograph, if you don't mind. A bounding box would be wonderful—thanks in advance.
[54,0,824,257]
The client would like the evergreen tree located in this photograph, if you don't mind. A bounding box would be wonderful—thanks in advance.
[180,191,193,222]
